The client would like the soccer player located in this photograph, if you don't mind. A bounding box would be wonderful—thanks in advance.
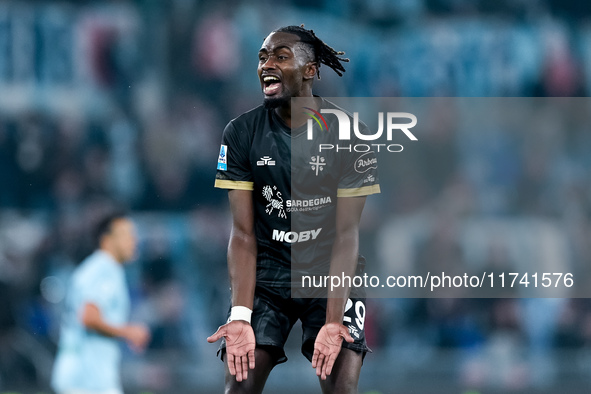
[52,213,150,394]
[207,25,380,394]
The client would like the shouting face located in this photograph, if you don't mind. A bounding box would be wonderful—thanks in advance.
[257,32,316,109]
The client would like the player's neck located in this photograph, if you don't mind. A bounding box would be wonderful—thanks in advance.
[275,93,317,129]
[274,106,292,128]
[99,245,124,264]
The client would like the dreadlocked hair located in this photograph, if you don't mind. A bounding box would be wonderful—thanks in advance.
[275,24,349,79]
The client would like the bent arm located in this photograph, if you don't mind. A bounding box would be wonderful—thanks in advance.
[82,303,150,352]
[227,189,257,310]
[325,196,366,324]
[81,303,125,337]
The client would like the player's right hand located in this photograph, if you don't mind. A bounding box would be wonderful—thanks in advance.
[121,324,151,353]
[207,320,256,382]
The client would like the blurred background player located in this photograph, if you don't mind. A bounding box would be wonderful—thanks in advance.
[51,213,150,394]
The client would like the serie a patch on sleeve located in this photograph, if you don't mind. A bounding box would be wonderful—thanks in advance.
[217,145,228,171]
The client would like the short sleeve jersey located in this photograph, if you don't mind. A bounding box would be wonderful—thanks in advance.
[215,97,380,287]
[51,250,130,392]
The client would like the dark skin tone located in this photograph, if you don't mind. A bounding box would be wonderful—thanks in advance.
[257,31,318,128]
[208,32,364,394]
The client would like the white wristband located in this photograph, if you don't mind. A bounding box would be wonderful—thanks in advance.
[229,306,252,323]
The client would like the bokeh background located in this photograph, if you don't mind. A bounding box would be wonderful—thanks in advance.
[1,0,591,393]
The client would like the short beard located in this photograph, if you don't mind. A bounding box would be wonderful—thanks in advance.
[263,95,290,110]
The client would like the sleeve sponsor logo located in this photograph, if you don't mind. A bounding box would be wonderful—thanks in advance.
[354,152,378,173]
[217,145,227,171]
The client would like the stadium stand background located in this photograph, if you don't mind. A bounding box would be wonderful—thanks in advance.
[1,0,591,392]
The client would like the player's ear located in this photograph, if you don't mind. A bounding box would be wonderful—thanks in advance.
[304,62,317,80]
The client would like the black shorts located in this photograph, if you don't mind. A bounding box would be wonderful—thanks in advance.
[218,285,371,365]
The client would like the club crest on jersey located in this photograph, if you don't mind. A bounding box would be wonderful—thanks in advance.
[310,156,326,176]
[217,145,227,171]
[262,185,287,219]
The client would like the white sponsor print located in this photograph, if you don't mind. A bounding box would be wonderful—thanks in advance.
[286,197,332,212]
[343,299,366,331]
[257,156,276,166]
[363,174,375,184]
[262,185,287,219]
[347,324,360,339]
[354,152,378,173]
[310,156,326,176]
[272,228,322,243]
[286,197,332,208]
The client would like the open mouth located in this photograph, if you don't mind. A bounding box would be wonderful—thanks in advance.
[262,75,282,96]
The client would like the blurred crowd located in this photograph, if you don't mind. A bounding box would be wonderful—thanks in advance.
[2,0,591,392]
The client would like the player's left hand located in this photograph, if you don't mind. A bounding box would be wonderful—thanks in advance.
[312,322,354,380]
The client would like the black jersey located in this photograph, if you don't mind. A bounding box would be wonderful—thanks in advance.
[215,97,380,287]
